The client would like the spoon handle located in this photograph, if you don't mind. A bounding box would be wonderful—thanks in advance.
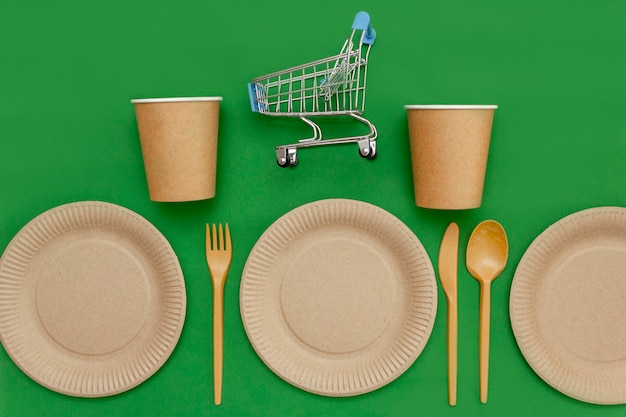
[479,281,491,403]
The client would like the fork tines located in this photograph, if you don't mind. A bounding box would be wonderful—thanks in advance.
[206,223,231,252]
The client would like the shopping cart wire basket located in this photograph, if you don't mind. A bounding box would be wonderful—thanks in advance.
[248,11,377,167]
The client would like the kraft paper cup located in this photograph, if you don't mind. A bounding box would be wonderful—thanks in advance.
[405,105,497,210]
[131,97,223,202]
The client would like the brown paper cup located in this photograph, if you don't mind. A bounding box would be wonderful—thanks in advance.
[131,97,222,202]
[405,105,497,210]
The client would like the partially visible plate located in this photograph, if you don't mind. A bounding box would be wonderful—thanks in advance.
[0,201,186,397]
[240,199,437,396]
[510,206,626,404]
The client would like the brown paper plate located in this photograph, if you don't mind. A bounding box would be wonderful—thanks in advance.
[510,206,626,404]
[240,199,437,396]
[0,201,186,397]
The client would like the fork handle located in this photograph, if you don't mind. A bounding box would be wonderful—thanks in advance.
[213,282,225,405]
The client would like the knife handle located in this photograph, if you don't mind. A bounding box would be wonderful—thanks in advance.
[447,298,458,406]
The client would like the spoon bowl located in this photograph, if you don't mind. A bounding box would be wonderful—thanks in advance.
[467,220,508,282]
[466,220,508,403]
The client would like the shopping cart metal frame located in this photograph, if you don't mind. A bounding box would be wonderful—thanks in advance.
[248,11,377,167]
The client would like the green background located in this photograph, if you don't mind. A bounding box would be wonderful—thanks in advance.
[1,0,625,415]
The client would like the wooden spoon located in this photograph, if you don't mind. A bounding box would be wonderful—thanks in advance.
[466,220,508,404]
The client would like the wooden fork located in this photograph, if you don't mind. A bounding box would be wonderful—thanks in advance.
[205,223,232,406]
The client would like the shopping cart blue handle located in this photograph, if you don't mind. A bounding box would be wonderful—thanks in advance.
[248,83,259,112]
[352,11,376,45]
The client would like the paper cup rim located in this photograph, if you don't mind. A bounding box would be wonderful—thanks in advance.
[404,104,498,110]
[131,97,223,104]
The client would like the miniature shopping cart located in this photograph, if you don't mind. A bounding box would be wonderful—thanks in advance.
[248,11,377,167]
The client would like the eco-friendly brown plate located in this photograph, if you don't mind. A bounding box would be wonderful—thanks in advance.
[510,206,626,404]
[0,201,186,397]
[240,199,437,396]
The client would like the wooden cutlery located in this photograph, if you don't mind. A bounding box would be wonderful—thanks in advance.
[438,222,460,406]
[439,220,508,405]
[205,223,233,406]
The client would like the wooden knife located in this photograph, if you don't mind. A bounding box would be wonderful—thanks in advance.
[438,222,460,406]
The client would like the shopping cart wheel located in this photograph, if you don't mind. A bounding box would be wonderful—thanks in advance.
[358,140,377,160]
[276,147,298,167]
